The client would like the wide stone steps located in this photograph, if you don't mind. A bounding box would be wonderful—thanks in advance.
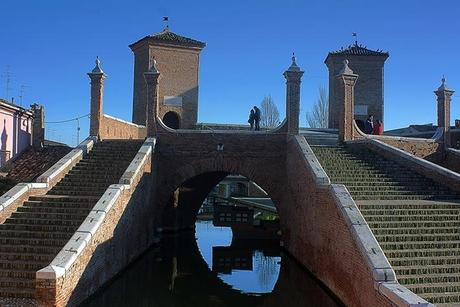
[375,233,460,242]
[0,252,55,262]
[0,230,72,240]
[358,202,460,210]
[310,144,460,304]
[391,256,460,267]
[17,205,90,215]
[380,241,460,250]
[361,208,460,215]
[372,226,460,235]
[364,214,460,222]
[384,248,460,259]
[0,139,143,299]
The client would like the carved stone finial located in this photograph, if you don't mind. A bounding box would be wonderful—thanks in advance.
[148,57,160,74]
[287,53,301,72]
[437,75,451,92]
[338,59,355,76]
[91,56,104,74]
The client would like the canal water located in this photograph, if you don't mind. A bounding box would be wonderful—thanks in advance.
[81,221,343,307]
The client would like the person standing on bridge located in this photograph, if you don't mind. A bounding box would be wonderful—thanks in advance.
[373,119,383,135]
[253,106,261,131]
[364,115,374,134]
[248,109,255,130]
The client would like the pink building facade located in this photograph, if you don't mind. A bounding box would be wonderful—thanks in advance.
[0,99,33,166]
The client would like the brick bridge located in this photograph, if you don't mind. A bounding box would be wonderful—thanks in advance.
[1,56,460,307]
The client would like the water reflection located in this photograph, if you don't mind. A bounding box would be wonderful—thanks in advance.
[195,221,280,294]
[81,221,343,307]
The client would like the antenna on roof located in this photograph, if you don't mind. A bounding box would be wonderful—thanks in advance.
[1,66,14,102]
[163,16,169,31]
[18,84,30,107]
[352,32,358,46]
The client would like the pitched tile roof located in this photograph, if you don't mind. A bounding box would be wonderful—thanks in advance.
[325,44,389,62]
[130,28,206,49]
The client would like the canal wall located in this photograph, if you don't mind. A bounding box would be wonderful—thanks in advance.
[282,135,429,307]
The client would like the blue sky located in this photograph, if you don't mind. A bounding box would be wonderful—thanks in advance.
[1,0,459,146]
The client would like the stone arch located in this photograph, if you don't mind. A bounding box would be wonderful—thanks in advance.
[162,111,180,129]
[155,157,286,231]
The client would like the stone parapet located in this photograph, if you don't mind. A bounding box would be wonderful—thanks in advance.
[285,135,431,306]
[351,138,460,193]
[352,121,443,161]
[98,114,147,140]
[36,137,156,307]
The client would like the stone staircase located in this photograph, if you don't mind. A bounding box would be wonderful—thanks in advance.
[0,139,143,299]
[311,144,460,305]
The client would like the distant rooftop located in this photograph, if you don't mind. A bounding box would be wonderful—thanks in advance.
[130,28,206,49]
[325,43,389,62]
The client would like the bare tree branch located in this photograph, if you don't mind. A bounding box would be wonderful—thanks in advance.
[306,87,328,128]
[260,95,280,128]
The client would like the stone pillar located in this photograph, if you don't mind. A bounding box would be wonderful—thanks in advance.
[31,103,45,149]
[88,57,107,138]
[336,60,358,142]
[283,55,304,135]
[434,77,455,147]
[144,59,161,136]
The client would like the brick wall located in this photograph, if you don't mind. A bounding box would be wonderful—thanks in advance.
[36,140,155,307]
[377,138,443,162]
[131,43,201,129]
[99,114,146,140]
[327,56,387,128]
[441,148,460,174]
[283,136,395,307]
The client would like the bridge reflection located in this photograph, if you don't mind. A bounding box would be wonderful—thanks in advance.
[81,223,343,307]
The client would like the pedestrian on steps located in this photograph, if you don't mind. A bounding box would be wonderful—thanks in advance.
[253,106,261,131]
[364,115,374,134]
[248,109,255,130]
[373,119,384,135]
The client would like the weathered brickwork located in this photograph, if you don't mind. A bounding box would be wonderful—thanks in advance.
[377,138,443,161]
[130,32,204,129]
[326,51,388,128]
[99,115,146,140]
[36,144,154,307]
[284,136,395,307]
[441,148,460,174]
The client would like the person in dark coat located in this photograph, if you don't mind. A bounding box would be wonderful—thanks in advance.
[253,106,261,131]
[248,109,255,130]
[364,115,374,134]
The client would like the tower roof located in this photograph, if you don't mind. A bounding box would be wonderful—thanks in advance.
[325,43,389,63]
[129,28,206,50]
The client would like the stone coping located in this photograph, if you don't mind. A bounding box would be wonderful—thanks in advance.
[294,135,330,186]
[447,147,460,157]
[353,138,460,190]
[297,136,431,306]
[36,137,155,280]
[36,136,97,184]
[0,182,47,212]
[158,116,288,135]
[0,136,97,223]
[353,120,439,143]
[103,114,146,129]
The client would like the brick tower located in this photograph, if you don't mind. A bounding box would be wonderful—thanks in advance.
[129,28,206,129]
[325,43,389,129]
